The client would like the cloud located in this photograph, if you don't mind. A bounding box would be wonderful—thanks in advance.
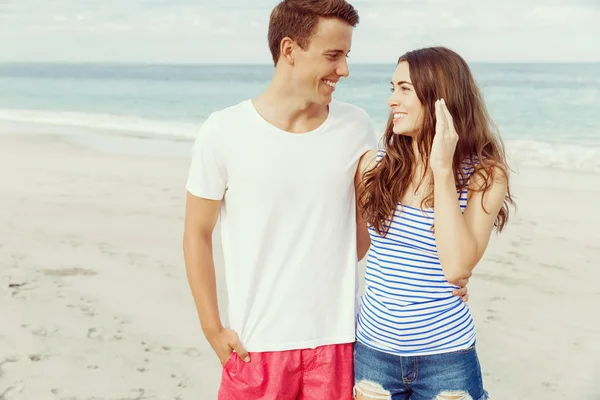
[527,4,599,25]
[0,0,598,63]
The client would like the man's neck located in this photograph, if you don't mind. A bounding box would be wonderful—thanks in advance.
[251,71,329,134]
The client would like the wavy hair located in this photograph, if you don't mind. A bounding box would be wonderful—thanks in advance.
[359,47,514,236]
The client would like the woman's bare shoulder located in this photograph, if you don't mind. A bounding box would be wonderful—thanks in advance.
[358,149,380,175]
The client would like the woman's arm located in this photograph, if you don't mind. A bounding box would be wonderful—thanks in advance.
[433,166,508,283]
[431,99,508,283]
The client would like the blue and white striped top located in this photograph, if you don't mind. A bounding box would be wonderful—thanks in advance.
[356,150,477,356]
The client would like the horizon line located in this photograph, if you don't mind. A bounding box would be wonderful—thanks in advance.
[1,60,599,66]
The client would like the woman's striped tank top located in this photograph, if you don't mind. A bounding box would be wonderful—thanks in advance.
[356,149,478,356]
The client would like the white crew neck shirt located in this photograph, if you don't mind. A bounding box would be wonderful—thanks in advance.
[186,99,377,351]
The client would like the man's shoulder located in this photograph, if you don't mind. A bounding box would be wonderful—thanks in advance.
[198,100,251,143]
[204,100,250,126]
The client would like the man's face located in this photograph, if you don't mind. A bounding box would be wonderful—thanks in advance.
[291,18,353,106]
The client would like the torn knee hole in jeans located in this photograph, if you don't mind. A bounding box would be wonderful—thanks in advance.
[434,391,474,400]
[354,380,392,400]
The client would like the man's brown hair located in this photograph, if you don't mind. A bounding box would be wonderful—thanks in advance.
[268,0,359,65]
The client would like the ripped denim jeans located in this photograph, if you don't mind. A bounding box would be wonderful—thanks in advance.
[353,341,489,400]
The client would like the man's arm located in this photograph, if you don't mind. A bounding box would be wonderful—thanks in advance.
[183,192,250,364]
[355,150,379,261]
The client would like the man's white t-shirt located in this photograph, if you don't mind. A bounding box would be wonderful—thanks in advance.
[186,99,377,352]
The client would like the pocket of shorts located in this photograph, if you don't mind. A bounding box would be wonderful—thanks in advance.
[223,352,238,374]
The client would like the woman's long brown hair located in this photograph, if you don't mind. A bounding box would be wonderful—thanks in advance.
[359,47,514,236]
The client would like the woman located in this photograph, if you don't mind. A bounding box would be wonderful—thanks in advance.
[353,47,514,400]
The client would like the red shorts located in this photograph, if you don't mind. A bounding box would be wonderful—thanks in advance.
[218,343,353,400]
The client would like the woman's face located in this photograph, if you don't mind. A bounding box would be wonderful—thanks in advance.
[387,61,424,137]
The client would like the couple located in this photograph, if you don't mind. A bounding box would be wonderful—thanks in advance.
[183,0,512,399]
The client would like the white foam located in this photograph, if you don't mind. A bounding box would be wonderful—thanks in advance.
[506,139,600,175]
[2,109,599,174]
[0,108,199,139]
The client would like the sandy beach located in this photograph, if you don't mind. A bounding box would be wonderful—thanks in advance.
[1,124,599,399]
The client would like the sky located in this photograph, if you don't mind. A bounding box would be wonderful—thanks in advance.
[0,0,599,64]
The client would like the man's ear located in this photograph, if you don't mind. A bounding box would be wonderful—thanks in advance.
[280,37,297,66]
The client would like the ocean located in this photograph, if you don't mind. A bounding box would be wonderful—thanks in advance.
[1,62,599,173]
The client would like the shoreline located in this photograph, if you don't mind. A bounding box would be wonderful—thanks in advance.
[2,117,600,176]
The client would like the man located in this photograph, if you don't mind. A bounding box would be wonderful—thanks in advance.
[183,1,465,399]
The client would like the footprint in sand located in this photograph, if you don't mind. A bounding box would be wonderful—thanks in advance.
[139,341,154,353]
[1,281,22,298]
[127,253,148,266]
[507,251,522,259]
[161,346,200,358]
[60,234,83,248]
[80,305,96,317]
[0,355,20,377]
[43,268,97,277]
[131,388,148,400]
[87,328,106,340]
[28,354,44,362]
[475,272,518,286]
[0,384,25,400]
[112,331,124,341]
[30,326,59,337]
[150,344,200,358]
[539,263,566,271]
[97,242,118,256]
[517,236,533,244]
[7,280,38,300]
[10,253,27,262]
[485,255,515,266]
[541,382,556,391]
[183,348,201,358]
[114,315,132,326]
[66,302,97,318]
